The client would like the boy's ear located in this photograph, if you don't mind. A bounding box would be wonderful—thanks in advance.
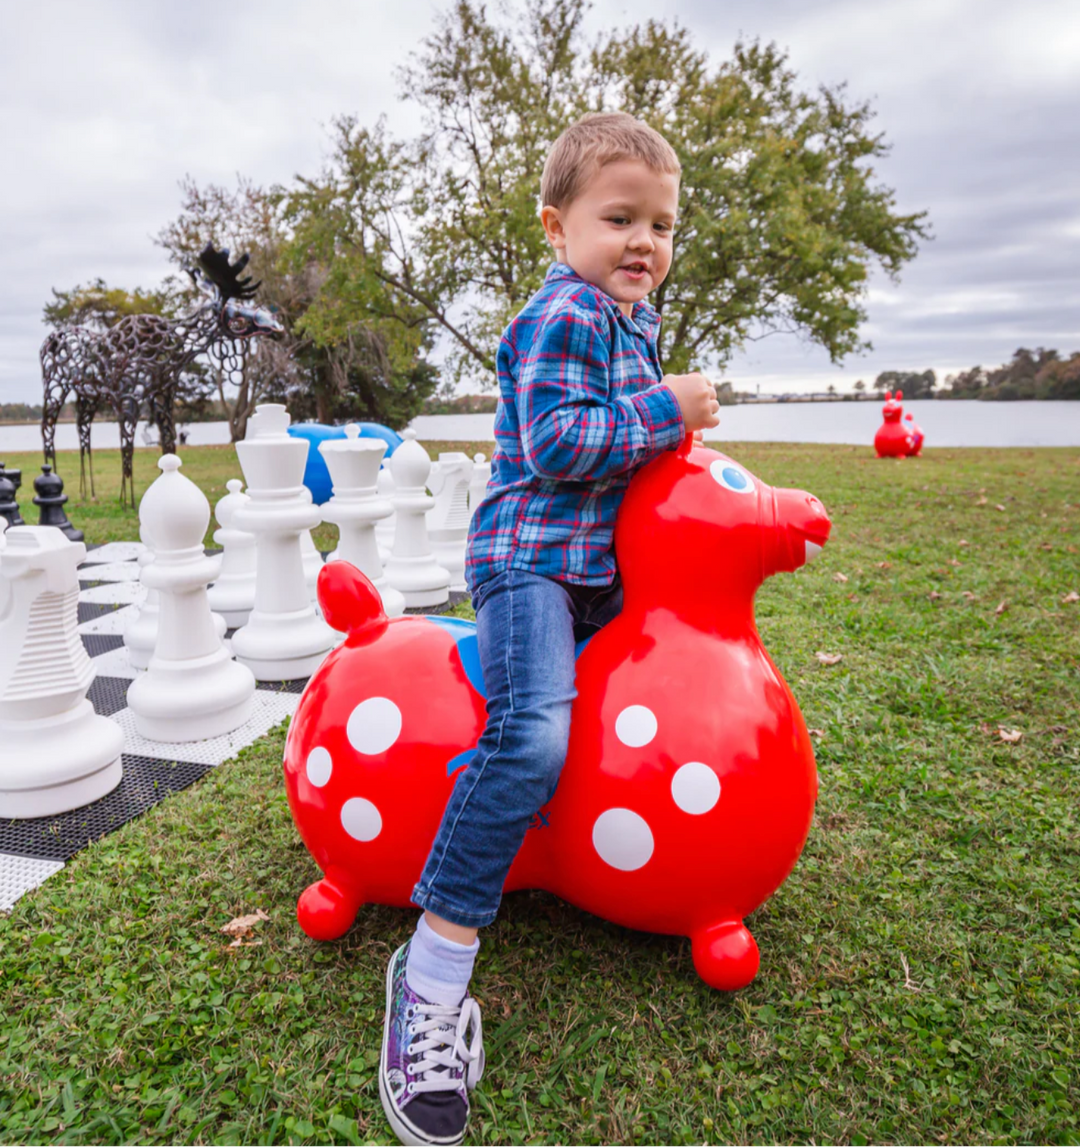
[540,204,566,252]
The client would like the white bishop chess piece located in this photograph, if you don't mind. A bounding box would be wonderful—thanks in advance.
[469,451,492,520]
[383,430,450,608]
[427,452,473,593]
[230,404,336,679]
[206,479,257,627]
[319,424,406,618]
[126,455,256,742]
[374,462,396,565]
[0,526,124,816]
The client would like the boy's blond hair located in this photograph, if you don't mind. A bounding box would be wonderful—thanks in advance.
[540,112,681,209]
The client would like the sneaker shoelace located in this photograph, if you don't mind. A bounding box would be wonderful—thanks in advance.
[406,998,484,1094]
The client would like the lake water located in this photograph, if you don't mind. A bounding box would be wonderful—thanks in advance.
[2,400,1078,453]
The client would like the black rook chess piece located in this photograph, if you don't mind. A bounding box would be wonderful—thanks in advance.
[33,464,84,543]
[0,461,25,527]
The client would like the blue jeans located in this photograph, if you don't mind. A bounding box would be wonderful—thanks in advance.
[412,568,623,928]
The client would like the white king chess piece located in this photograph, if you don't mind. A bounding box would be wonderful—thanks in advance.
[230,404,336,679]
[0,526,124,817]
[206,479,257,628]
[383,429,450,608]
[319,424,406,618]
[126,455,256,741]
[427,451,473,593]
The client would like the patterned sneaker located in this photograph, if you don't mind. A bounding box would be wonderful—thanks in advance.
[379,942,484,1147]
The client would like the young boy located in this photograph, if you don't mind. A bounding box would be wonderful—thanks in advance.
[379,112,720,1147]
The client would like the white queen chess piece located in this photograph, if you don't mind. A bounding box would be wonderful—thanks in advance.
[206,479,257,627]
[319,424,406,618]
[0,526,124,817]
[383,430,451,608]
[427,451,473,593]
[230,404,336,679]
[126,455,256,741]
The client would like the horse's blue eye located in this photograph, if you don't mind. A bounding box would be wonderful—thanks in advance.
[709,460,756,494]
[722,467,747,490]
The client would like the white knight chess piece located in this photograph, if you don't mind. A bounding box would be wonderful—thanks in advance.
[0,526,124,816]
[427,452,473,593]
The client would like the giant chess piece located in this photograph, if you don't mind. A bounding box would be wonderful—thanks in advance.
[32,464,83,542]
[319,424,406,618]
[231,404,336,679]
[374,462,396,565]
[0,526,124,817]
[469,452,492,520]
[299,487,324,602]
[0,463,26,526]
[0,469,23,530]
[427,452,473,593]
[123,524,159,670]
[126,455,255,741]
[206,479,257,627]
[383,430,450,608]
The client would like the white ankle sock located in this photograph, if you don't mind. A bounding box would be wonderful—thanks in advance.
[404,914,479,1006]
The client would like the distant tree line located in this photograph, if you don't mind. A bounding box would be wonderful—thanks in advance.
[859,349,1079,402]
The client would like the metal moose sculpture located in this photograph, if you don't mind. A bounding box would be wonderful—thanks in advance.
[39,246,283,505]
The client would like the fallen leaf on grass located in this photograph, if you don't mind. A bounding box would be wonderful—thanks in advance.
[815,651,843,666]
[995,504,1006,512]
[1040,542,1053,551]
[962,590,978,601]
[808,728,825,738]
[958,539,969,547]
[948,558,963,567]
[928,591,942,601]
[976,496,988,506]
[876,561,892,570]
[833,572,849,583]
[221,909,270,940]
[1063,591,1079,605]
[1067,545,1078,555]
[997,728,1023,744]
[995,600,1008,616]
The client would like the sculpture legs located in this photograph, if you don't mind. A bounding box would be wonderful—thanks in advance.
[691,919,760,991]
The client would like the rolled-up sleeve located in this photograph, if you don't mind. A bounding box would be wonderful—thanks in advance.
[516,304,685,482]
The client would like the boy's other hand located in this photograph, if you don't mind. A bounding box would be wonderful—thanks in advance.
[663,372,721,432]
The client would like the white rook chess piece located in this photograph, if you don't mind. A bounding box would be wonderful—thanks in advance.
[383,430,450,608]
[319,424,406,618]
[427,452,473,593]
[469,452,492,520]
[230,404,336,679]
[0,526,124,817]
[207,479,257,627]
[374,462,396,565]
[126,456,255,741]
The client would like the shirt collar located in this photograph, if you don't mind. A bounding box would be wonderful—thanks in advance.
[545,262,662,342]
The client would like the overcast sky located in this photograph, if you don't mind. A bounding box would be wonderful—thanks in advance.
[2,0,1078,403]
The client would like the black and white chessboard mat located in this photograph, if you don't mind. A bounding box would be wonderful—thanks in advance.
[0,540,466,913]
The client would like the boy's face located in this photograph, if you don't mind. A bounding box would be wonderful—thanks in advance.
[541,159,679,317]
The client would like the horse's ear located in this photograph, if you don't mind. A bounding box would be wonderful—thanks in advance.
[896,390,903,401]
[885,391,892,401]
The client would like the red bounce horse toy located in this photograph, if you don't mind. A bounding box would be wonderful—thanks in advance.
[283,435,831,991]
[874,390,917,458]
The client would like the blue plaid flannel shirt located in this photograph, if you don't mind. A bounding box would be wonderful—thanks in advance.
[465,262,685,590]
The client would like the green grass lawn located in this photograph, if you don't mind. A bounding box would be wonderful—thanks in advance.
[2,442,1078,1145]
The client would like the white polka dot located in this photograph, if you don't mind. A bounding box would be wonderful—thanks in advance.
[346,697,402,755]
[592,808,654,871]
[671,762,721,814]
[340,797,383,841]
[615,705,657,748]
[305,746,333,788]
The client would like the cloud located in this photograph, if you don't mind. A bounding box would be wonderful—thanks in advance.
[2,0,1078,403]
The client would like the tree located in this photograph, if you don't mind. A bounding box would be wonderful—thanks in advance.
[873,369,935,399]
[285,0,928,389]
[44,280,174,331]
[853,379,866,395]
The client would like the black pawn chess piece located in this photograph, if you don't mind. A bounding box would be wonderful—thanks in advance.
[33,464,84,543]
[0,461,25,526]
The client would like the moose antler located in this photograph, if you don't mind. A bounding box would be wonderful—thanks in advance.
[196,244,261,300]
